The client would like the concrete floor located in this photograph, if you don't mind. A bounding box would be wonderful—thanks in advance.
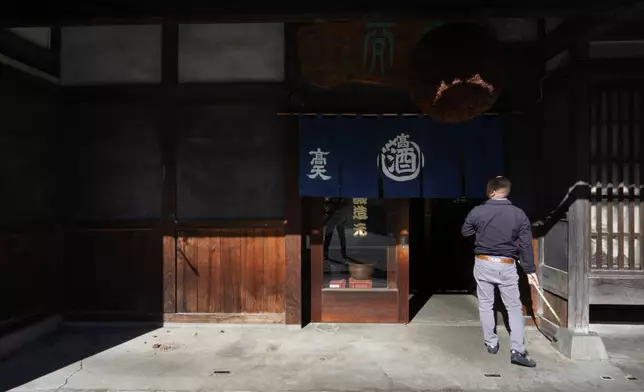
[411,294,480,326]
[592,324,644,382]
[1,297,642,392]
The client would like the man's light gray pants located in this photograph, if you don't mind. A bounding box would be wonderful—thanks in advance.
[473,258,526,354]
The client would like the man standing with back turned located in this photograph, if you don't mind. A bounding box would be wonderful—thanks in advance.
[461,176,539,368]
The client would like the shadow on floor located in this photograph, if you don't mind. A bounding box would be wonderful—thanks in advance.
[0,325,156,392]
[409,291,433,322]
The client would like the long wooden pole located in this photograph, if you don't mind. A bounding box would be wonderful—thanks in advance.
[531,282,562,324]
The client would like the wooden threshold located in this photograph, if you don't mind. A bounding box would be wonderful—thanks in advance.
[164,313,285,324]
[65,312,285,325]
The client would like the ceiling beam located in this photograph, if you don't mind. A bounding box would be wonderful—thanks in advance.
[0,1,636,27]
[0,30,56,76]
[542,1,644,60]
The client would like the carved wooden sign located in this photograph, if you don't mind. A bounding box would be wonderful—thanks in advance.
[296,21,432,89]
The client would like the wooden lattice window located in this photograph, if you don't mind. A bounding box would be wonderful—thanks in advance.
[590,85,642,271]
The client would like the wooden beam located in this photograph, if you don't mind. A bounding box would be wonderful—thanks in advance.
[567,195,590,333]
[589,276,644,305]
[0,30,55,75]
[396,199,410,324]
[543,18,598,61]
[283,24,303,326]
[160,24,179,314]
[566,44,591,333]
[164,313,285,324]
[61,83,287,105]
[543,2,644,61]
[0,1,633,26]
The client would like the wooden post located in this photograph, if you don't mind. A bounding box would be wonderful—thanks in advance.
[567,43,591,333]
[567,196,590,333]
[161,24,178,314]
[283,23,302,325]
[284,116,302,325]
[396,199,410,324]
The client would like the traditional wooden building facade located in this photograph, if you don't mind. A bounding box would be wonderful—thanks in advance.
[0,2,643,358]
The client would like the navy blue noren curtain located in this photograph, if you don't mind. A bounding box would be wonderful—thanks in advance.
[298,116,503,199]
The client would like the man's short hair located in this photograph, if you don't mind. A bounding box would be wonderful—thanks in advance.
[487,176,511,197]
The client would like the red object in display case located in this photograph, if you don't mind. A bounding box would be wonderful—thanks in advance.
[349,278,373,289]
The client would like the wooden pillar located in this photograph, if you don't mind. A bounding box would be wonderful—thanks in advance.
[284,117,302,325]
[396,199,410,324]
[567,44,591,333]
[567,196,590,333]
[161,24,179,314]
[283,23,302,325]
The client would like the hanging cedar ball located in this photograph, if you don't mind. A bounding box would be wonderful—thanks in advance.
[410,22,504,123]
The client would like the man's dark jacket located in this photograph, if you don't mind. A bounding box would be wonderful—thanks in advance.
[461,199,536,274]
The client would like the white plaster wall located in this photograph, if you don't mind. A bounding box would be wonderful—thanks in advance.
[61,25,162,85]
[178,23,284,82]
[8,27,50,48]
[488,18,537,42]
[590,41,644,58]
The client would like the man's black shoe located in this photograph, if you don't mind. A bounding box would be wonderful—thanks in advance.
[486,344,499,354]
[510,350,536,367]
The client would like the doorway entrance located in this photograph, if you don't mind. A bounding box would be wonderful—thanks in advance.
[408,198,485,323]
[410,198,485,294]
[304,197,410,323]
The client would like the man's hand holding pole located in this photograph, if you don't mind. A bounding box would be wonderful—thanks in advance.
[527,272,562,324]
[527,273,540,288]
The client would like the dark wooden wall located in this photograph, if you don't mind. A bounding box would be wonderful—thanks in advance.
[59,83,290,322]
[529,60,579,330]
[54,22,302,324]
[534,73,578,220]
[59,94,163,318]
[172,225,285,322]
[0,64,60,334]
[64,226,162,317]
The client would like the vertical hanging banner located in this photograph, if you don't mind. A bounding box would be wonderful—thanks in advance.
[298,116,341,197]
[352,197,369,237]
[462,116,504,198]
[376,116,425,198]
[421,119,463,199]
[337,117,380,198]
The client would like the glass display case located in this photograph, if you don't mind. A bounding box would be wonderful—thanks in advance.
[306,197,409,323]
